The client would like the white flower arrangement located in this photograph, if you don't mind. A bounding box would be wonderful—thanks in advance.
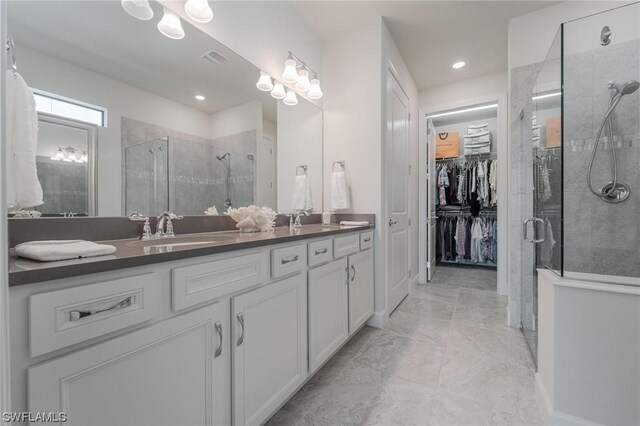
[204,206,219,216]
[226,205,278,232]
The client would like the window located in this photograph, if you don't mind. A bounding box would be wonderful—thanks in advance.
[32,90,106,127]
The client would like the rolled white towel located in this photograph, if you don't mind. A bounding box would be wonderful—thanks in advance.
[339,221,369,227]
[331,171,350,210]
[291,175,313,212]
[15,240,116,262]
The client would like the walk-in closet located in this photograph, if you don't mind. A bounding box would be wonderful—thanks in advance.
[419,98,507,295]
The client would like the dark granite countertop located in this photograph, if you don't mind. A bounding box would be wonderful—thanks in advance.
[9,224,373,286]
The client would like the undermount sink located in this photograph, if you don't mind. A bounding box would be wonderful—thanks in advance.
[126,234,237,249]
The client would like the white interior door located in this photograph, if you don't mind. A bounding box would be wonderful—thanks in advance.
[426,118,437,281]
[257,135,276,208]
[386,70,410,314]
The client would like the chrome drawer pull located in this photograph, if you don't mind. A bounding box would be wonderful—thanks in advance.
[236,313,245,346]
[214,321,223,357]
[314,248,328,256]
[69,296,133,321]
[363,237,371,243]
[281,254,299,265]
[351,265,356,282]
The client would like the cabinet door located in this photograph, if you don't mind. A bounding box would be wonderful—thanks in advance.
[348,249,374,334]
[232,274,307,426]
[308,259,349,373]
[29,302,231,426]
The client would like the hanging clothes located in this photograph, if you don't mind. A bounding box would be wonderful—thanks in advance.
[435,215,497,266]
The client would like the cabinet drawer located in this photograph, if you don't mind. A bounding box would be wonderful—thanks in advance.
[308,239,333,267]
[360,231,374,250]
[172,251,269,311]
[30,272,161,358]
[333,234,360,258]
[271,244,307,279]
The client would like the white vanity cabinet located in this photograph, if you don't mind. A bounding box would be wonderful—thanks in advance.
[308,258,349,373]
[28,301,231,426]
[15,228,374,426]
[231,274,307,426]
[348,249,374,334]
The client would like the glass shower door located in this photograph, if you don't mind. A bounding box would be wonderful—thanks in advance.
[521,28,563,367]
[124,138,169,216]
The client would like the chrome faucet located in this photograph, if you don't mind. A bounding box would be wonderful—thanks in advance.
[155,211,183,238]
[291,210,310,229]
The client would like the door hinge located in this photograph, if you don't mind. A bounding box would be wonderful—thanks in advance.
[408,269,412,276]
[426,261,431,269]
[409,113,412,122]
[408,218,412,226]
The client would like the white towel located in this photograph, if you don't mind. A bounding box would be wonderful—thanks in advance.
[290,175,313,211]
[5,71,43,209]
[339,221,369,226]
[330,171,350,210]
[15,240,116,262]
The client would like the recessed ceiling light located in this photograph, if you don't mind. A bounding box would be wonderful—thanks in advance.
[195,95,205,101]
[452,61,466,69]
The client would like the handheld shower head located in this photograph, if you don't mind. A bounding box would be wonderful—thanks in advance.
[610,80,640,96]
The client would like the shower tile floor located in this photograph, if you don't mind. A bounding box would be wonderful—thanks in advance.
[268,266,542,425]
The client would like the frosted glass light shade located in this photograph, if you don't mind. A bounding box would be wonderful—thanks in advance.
[256,71,274,91]
[50,148,64,161]
[270,82,286,99]
[308,78,323,99]
[283,90,298,106]
[282,59,299,84]
[295,69,310,92]
[184,0,213,23]
[157,8,185,40]
[121,0,154,21]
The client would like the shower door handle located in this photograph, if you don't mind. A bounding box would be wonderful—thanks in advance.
[532,218,546,243]
[523,218,546,243]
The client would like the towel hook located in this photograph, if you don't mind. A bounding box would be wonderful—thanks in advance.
[6,35,17,77]
[332,160,345,172]
[296,165,308,176]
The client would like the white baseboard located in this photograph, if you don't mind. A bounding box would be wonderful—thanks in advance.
[535,373,603,426]
[366,310,387,329]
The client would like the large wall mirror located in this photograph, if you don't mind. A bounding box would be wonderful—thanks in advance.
[7,0,323,217]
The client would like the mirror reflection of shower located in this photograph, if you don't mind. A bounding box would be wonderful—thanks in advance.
[586,79,638,203]
[216,152,232,208]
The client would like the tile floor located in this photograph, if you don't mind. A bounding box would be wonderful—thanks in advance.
[268,266,542,426]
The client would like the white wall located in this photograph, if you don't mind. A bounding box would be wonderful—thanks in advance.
[161,0,323,108]
[277,100,323,213]
[322,18,384,319]
[419,71,507,111]
[17,44,212,217]
[210,100,262,140]
[508,1,633,69]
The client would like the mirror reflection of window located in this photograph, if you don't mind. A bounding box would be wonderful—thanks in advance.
[35,115,97,217]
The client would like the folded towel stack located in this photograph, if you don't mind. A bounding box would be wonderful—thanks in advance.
[331,171,350,210]
[340,221,369,227]
[15,240,117,262]
[291,175,313,211]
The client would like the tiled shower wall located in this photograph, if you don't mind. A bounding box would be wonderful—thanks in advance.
[121,118,256,216]
[35,157,88,215]
[563,39,640,278]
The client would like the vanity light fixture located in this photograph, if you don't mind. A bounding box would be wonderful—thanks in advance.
[157,8,185,40]
[295,69,311,93]
[195,94,206,100]
[283,90,298,106]
[307,74,323,99]
[282,57,299,84]
[80,151,88,163]
[270,82,286,100]
[184,0,213,23]
[50,148,65,161]
[452,61,466,69]
[121,0,154,21]
[256,71,274,92]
